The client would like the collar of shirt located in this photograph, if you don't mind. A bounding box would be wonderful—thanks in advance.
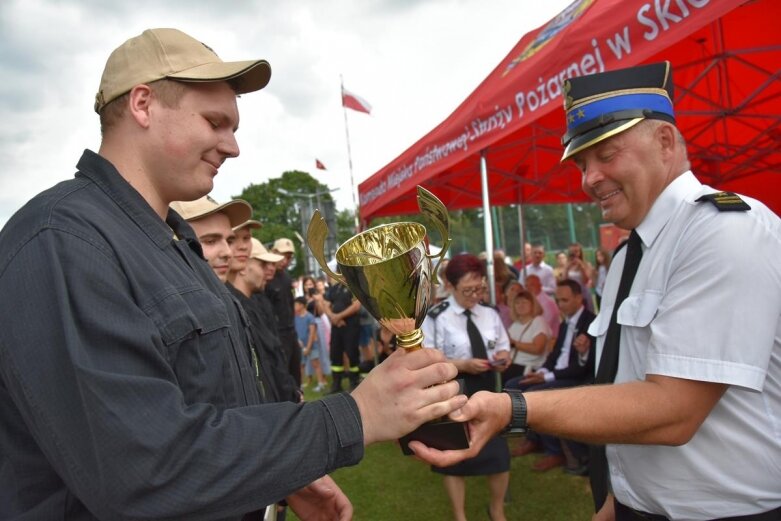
[636,170,701,249]
[448,295,468,316]
[76,149,193,251]
[566,305,585,329]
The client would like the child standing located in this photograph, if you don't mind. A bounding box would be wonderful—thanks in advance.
[294,296,327,392]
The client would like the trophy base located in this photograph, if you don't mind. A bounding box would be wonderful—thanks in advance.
[398,419,470,456]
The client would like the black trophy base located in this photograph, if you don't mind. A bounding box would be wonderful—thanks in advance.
[398,419,470,456]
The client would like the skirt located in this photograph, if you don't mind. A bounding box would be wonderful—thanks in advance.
[432,436,510,476]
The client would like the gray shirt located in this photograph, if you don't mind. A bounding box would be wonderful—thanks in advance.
[0,150,363,520]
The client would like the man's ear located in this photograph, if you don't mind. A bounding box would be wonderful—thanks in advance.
[656,121,677,158]
[127,84,153,128]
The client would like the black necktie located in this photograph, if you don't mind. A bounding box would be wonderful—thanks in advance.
[595,230,643,384]
[464,309,488,359]
[590,229,643,511]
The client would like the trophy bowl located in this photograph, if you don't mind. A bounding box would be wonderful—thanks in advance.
[336,222,431,351]
[306,186,469,454]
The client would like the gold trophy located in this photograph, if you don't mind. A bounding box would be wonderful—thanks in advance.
[307,186,469,454]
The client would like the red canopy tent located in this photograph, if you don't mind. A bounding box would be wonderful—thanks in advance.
[358,0,781,225]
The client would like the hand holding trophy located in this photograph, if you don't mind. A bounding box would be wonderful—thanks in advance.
[307,186,470,454]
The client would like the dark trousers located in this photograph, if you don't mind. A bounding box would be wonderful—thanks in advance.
[330,323,360,389]
[615,499,781,521]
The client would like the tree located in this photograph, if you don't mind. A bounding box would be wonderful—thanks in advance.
[234,171,339,277]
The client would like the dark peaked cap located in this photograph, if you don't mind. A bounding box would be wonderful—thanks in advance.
[560,61,675,160]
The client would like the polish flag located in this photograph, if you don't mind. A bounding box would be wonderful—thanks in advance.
[342,87,372,114]
[315,159,327,170]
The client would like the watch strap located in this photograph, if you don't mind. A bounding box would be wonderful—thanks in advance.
[503,390,527,436]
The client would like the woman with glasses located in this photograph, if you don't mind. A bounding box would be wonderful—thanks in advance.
[422,253,512,521]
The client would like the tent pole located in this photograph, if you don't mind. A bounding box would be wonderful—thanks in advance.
[517,200,526,280]
[480,151,496,306]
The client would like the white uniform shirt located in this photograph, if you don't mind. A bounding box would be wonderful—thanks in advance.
[588,172,781,520]
[421,296,510,361]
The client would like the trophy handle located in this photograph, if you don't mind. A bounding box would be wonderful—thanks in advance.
[416,186,451,285]
[306,210,346,286]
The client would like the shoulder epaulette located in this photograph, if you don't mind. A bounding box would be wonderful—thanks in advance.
[478,301,498,311]
[427,300,449,319]
[695,191,751,212]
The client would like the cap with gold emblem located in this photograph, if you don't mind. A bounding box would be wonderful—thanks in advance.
[561,61,675,161]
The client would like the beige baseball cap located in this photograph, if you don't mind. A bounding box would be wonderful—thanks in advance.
[95,28,271,113]
[234,219,263,231]
[272,237,295,254]
[170,195,252,228]
[250,238,284,263]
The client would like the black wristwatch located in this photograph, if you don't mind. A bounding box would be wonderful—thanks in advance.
[503,390,527,437]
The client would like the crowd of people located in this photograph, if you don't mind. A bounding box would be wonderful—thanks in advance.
[2,25,778,521]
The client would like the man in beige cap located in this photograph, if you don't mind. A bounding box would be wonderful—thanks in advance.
[266,236,302,388]
[229,238,299,404]
[170,195,252,282]
[229,217,264,284]
[0,28,466,521]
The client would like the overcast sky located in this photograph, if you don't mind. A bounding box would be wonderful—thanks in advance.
[0,0,574,227]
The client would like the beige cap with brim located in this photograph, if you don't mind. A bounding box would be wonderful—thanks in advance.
[272,237,296,254]
[250,238,284,263]
[170,195,252,228]
[234,219,263,231]
[95,28,271,113]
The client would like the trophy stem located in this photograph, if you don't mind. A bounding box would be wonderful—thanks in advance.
[396,329,424,352]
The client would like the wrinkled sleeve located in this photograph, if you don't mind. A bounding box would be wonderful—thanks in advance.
[0,228,363,520]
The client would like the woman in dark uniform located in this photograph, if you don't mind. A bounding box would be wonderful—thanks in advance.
[421,253,512,521]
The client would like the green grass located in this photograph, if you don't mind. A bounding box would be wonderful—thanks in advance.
[292,386,593,520]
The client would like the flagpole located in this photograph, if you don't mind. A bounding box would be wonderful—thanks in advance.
[340,75,360,231]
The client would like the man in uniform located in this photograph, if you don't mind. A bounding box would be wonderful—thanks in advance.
[267,237,302,388]
[0,28,465,520]
[412,62,781,521]
[319,267,362,392]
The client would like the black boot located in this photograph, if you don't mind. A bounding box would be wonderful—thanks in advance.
[330,373,343,394]
[348,372,360,391]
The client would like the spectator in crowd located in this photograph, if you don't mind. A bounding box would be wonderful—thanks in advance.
[525,244,557,295]
[0,27,469,520]
[412,61,781,521]
[302,275,331,386]
[267,237,302,388]
[317,269,362,392]
[493,249,516,289]
[553,250,569,281]
[295,296,327,393]
[565,242,594,311]
[422,253,512,521]
[503,289,552,385]
[507,279,595,473]
[524,274,560,345]
[497,248,521,280]
[593,247,611,310]
[513,241,532,276]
